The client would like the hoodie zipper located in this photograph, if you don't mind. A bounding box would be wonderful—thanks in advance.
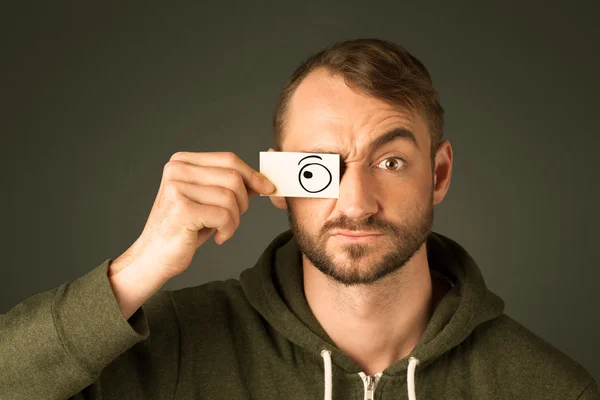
[358,372,383,400]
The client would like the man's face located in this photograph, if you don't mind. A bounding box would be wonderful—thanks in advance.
[280,69,436,286]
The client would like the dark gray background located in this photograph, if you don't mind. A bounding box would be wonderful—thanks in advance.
[3,1,599,382]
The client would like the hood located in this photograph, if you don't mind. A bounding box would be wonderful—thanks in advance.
[239,230,505,398]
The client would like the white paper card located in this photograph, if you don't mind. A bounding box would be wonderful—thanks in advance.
[259,152,340,198]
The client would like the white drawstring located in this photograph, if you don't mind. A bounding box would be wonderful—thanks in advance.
[321,349,420,400]
[321,349,332,400]
[407,356,420,400]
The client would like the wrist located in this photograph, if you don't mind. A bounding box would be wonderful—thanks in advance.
[109,259,169,320]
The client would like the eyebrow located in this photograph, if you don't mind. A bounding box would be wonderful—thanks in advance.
[298,155,323,165]
[366,128,418,153]
[301,127,419,155]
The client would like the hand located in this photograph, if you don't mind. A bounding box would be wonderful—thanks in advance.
[113,151,275,281]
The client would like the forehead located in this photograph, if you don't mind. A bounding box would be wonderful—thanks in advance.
[281,69,430,153]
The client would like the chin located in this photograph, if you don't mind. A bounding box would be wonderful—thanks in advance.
[331,246,386,267]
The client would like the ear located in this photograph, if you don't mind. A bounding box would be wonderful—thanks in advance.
[432,140,453,206]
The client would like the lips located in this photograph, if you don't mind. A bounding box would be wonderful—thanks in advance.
[330,230,383,237]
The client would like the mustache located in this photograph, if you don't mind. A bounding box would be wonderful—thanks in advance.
[321,215,400,236]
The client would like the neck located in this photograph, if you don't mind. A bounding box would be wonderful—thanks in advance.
[303,243,435,376]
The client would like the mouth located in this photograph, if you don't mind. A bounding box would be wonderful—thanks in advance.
[329,230,384,242]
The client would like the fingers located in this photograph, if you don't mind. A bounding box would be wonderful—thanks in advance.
[163,181,238,244]
[169,152,275,195]
[163,162,251,215]
[174,182,241,231]
[161,152,276,245]
[189,203,237,245]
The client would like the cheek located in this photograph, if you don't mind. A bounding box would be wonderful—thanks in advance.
[378,180,416,201]
[377,179,431,214]
[290,199,330,226]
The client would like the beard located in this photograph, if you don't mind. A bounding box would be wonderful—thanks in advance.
[286,193,434,286]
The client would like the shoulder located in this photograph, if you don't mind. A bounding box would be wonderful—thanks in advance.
[163,278,260,326]
[473,313,585,369]
[467,313,595,398]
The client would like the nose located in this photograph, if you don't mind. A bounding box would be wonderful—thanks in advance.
[333,164,378,220]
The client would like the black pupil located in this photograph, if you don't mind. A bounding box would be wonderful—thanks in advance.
[386,160,397,169]
[303,171,313,179]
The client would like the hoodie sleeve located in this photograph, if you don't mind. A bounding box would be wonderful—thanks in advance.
[577,378,600,400]
[0,259,156,400]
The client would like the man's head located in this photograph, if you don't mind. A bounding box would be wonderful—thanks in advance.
[269,38,453,286]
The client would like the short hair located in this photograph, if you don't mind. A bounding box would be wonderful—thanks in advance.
[273,38,444,160]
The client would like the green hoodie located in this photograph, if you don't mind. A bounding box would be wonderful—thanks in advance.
[1,230,598,399]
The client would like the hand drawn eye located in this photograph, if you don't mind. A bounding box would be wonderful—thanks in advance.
[298,162,332,193]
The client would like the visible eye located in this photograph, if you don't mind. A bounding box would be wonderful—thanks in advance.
[376,157,405,171]
[298,162,333,193]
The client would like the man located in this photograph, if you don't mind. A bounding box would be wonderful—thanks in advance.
[1,39,597,400]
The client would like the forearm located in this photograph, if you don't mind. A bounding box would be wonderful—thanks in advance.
[0,259,150,400]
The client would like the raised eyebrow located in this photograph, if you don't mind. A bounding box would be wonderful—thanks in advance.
[368,128,419,152]
[298,155,323,165]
